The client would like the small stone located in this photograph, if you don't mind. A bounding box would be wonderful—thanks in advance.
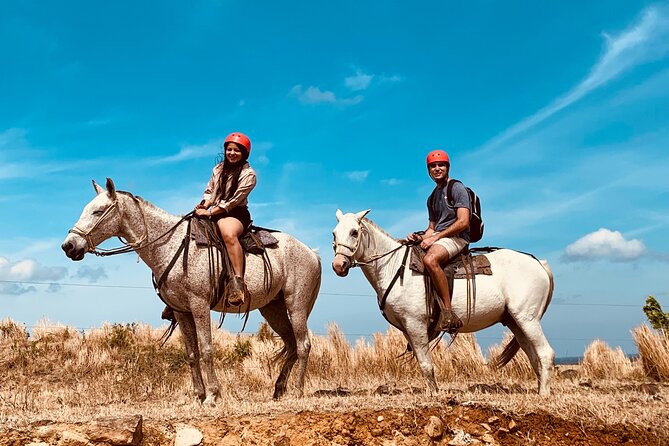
[498,427,509,434]
[371,428,383,437]
[480,433,495,443]
[448,430,477,446]
[487,416,499,424]
[425,416,443,439]
[175,426,204,446]
[377,415,384,422]
[480,423,491,431]
[508,419,517,432]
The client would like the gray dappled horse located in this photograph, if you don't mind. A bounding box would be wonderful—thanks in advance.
[332,210,555,396]
[62,179,321,404]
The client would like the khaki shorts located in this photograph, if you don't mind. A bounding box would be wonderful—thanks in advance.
[433,236,468,258]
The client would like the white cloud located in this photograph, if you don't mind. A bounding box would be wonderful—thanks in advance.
[290,85,363,106]
[0,256,68,295]
[481,3,669,151]
[345,171,369,182]
[563,228,646,262]
[345,71,374,91]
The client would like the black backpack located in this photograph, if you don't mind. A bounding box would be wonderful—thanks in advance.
[446,179,484,243]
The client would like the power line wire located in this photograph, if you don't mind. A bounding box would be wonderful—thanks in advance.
[0,279,649,308]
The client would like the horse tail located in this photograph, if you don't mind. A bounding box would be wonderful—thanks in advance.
[493,258,555,369]
[538,259,554,318]
[306,251,322,317]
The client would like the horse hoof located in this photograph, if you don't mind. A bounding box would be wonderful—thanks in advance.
[203,396,217,407]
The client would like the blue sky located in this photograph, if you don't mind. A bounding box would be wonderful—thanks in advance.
[1,1,668,357]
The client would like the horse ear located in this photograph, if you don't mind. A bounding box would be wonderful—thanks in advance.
[355,209,371,221]
[336,209,344,222]
[92,180,104,195]
[105,178,117,200]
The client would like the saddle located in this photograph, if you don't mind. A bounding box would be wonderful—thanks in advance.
[190,218,279,253]
[409,247,492,279]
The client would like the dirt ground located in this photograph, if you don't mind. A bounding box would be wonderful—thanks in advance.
[2,402,665,446]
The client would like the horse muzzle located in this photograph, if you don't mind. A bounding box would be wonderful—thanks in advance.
[332,254,350,277]
[61,235,86,261]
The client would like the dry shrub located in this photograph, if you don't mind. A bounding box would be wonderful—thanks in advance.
[433,333,487,380]
[487,332,534,380]
[581,339,636,380]
[633,324,669,381]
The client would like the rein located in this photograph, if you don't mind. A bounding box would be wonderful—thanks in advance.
[68,194,194,257]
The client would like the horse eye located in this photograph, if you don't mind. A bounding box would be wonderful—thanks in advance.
[351,230,358,238]
[92,210,103,216]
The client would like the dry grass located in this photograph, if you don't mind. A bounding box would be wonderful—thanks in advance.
[0,318,667,434]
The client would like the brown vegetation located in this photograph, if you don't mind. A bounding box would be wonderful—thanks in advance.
[0,318,668,444]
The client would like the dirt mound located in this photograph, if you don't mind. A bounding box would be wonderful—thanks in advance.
[4,403,663,445]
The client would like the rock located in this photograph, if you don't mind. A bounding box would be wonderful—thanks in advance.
[508,419,517,432]
[480,423,491,431]
[85,415,143,446]
[448,429,478,445]
[424,416,443,439]
[480,433,496,444]
[487,416,499,424]
[377,415,384,422]
[58,430,89,446]
[175,426,203,446]
[371,428,383,437]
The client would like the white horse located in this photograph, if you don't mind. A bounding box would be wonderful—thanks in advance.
[332,210,555,396]
[62,179,322,404]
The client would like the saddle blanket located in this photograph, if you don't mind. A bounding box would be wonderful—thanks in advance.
[409,246,492,278]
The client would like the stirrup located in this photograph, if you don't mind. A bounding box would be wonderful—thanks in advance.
[225,276,247,306]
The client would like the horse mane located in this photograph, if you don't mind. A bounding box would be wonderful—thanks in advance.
[362,217,400,243]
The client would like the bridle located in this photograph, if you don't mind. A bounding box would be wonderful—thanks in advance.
[68,194,191,257]
[333,220,406,269]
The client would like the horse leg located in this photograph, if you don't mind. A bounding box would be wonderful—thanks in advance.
[402,326,438,394]
[173,311,206,402]
[506,317,554,396]
[259,294,298,399]
[190,303,222,405]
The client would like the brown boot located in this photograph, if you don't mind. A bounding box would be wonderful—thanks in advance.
[438,309,463,334]
[225,275,247,306]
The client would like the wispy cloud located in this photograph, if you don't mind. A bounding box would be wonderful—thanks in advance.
[563,228,646,262]
[74,265,108,283]
[381,178,403,186]
[149,141,221,164]
[290,85,363,106]
[481,3,669,151]
[345,170,369,182]
[345,70,374,91]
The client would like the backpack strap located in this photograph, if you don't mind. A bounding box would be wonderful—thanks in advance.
[446,179,462,207]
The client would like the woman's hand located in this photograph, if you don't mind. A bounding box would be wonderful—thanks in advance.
[195,208,210,217]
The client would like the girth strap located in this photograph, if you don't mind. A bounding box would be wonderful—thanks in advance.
[156,218,193,292]
[379,245,412,313]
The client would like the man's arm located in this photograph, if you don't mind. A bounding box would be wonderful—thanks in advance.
[420,208,469,248]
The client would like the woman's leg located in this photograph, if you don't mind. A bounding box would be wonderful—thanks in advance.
[216,216,247,305]
[216,216,244,276]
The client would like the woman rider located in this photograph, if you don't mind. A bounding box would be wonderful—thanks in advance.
[194,132,256,306]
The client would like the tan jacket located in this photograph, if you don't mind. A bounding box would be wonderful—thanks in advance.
[203,162,256,212]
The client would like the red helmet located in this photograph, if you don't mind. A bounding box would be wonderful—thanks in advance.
[426,150,450,166]
[224,132,251,155]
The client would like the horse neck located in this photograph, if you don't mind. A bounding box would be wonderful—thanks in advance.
[118,195,184,271]
[358,220,405,294]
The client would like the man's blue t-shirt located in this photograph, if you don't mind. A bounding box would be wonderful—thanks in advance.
[427,180,471,243]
